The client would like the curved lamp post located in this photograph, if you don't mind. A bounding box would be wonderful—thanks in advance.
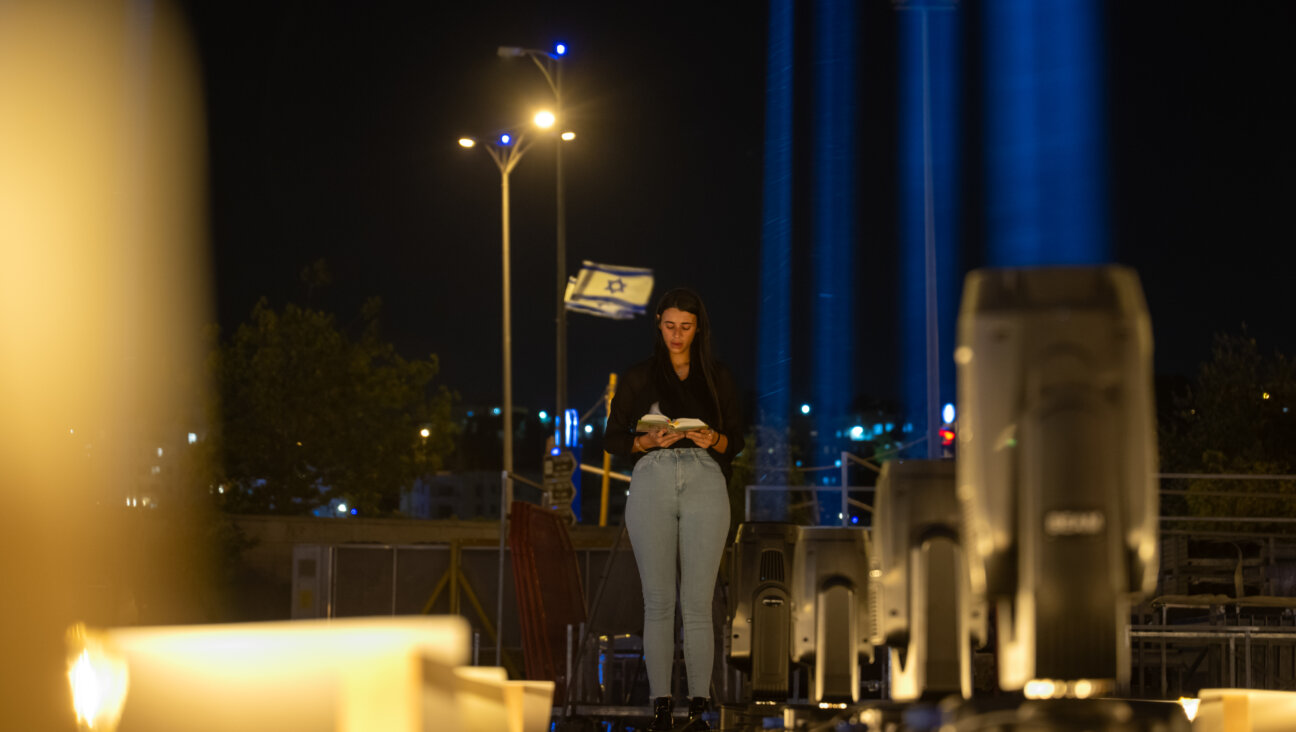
[498,43,572,445]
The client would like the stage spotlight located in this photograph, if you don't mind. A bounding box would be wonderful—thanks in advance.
[955,266,1158,691]
[728,523,800,701]
[790,527,874,704]
[872,459,985,701]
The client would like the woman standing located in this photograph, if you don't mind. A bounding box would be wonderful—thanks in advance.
[604,288,745,731]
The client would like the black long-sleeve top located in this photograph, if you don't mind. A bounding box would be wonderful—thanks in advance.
[604,357,746,482]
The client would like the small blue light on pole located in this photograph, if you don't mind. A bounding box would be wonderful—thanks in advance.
[800,403,811,415]
[942,402,956,424]
[554,42,567,56]
[499,133,512,145]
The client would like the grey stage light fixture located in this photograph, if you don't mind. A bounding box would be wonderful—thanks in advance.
[728,522,800,701]
[872,459,986,701]
[955,266,1159,694]
[791,527,875,704]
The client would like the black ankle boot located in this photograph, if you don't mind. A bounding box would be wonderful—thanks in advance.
[683,697,710,730]
[647,696,674,731]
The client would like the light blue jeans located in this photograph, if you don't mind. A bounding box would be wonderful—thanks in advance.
[625,447,730,700]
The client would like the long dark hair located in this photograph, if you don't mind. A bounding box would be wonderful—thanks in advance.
[651,287,724,431]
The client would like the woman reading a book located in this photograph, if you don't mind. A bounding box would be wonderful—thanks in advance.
[603,287,745,731]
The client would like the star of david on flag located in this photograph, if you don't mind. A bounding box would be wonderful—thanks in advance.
[564,261,654,320]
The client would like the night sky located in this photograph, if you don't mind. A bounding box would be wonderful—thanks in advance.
[182,1,1295,418]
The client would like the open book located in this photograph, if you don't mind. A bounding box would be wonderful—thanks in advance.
[636,414,708,433]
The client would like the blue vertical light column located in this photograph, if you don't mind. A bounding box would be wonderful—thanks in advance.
[899,3,960,458]
[812,0,856,489]
[756,0,795,484]
[984,0,1107,266]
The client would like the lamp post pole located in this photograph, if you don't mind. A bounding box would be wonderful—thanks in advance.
[499,44,568,441]
[460,133,536,508]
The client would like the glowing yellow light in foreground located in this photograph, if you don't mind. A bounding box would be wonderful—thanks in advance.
[1023,679,1056,699]
[1178,697,1200,722]
[534,110,555,128]
[67,627,129,731]
[458,137,476,148]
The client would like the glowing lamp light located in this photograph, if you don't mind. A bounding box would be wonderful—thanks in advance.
[849,425,865,440]
[492,407,502,416]
[458,137,476,148]
[555,43,567,56]
[550,446,561,457]
[498,133,512,145]
[419,427,430,438]
[800,403,811,415]
[942,402,956,423]
[538,410,548,421]
[583,424,593,435]
[1178,697,1200,722]
[336,503,348,514]
[534,110,555,128]
[350,508,358,516]
[1023,679,1056,699]
[560,131,576,141]
[67,625,129,732]
[187,432,197,444]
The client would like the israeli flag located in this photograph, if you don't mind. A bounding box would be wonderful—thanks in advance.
[564,261,654,319]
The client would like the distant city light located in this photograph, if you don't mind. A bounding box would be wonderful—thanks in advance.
[555,42,567,56]
[492,407,501,416]
[885,422,894,432]
[1262,392,1271,400]
[873,424,883,436]
[850,515,859,525]
[849,425,864,440]
[69,428,75,435]
[800,403,811,415]
[835,459,842,467]
[795,460,802,467]
[550,446,561,456]
[943,402,956,423]
[337,503,348,513]
[419,427,430,438]
[466,410,475,417]
[903,422,913,433]
[499,133,512,145]
[350,508,357,516]
[156,447,164,457]
[538,410,548,421]
[187,432,197,444]
[560,131,576,141]
[458,137,475,148]
[584,424,593,435]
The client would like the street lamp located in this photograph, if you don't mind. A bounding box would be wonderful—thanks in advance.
[498,43,571,445]
[457,124,549,509]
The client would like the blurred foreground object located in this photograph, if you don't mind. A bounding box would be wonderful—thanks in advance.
[956,266,1158,693]
[63,616,554,732]
[1192,689,1296,732]
[0,1,210,727]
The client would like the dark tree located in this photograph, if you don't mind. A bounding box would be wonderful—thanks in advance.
[211,298,456,515]
[1160,331,1296,522]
